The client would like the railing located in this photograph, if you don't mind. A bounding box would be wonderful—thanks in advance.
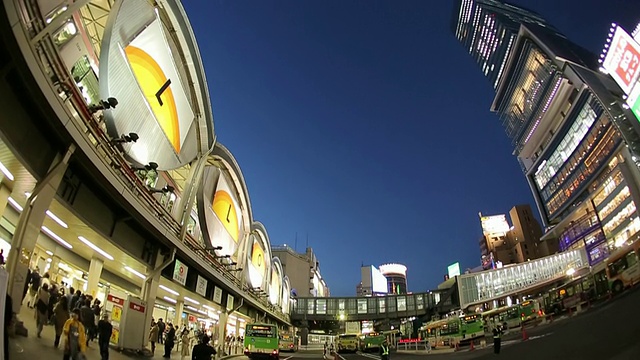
[16,0,289,322]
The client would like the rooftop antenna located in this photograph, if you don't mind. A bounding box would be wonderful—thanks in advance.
[294,232,298,252]
[306,233,309,249]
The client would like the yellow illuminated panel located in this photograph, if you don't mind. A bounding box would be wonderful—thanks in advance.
[212,190,239,242]
[125,45,181,152]
[251,241,265,271]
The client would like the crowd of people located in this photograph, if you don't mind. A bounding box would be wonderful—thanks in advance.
[21,267,113,360]
[148,318,217,359]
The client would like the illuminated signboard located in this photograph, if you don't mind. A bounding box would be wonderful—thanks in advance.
[247,233,269,289]
[447,262,461,278]
[100,0,214,170]
[371,266,388,294]
[480,214,510,235]
[269,259,282,305]
[197,166,244,255]
[602,26,640,94]
[281,277,290,314]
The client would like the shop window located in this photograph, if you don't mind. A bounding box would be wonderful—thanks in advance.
[71,56,99,106]
[186,215,197,236]
[307,300,314,314]
[378,298,386,313]
[316,299,327,315]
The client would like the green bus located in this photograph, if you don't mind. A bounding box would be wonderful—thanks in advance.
[358,332,385,352]
[244,323,280,359]
[420,314,484,346]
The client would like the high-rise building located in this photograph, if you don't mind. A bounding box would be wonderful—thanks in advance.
[453,1,640,265]
[271,246,330,297]
[356,265,389,296]
[450,0,556,89]
[379,263,408,294]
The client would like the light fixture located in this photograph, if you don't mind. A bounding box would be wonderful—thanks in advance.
[125,266,146,280]
[41,226,72,249]
[228,268,243,272]
[215,254,231,259]
[45,250,54,256]
[211,246,222,251]
[184,296,200,305]
[132,162,158,172]
[88,97,118,114]
[0,161,14,181]
[186,305,199,312]
[7,197,23,212]
[46,210,68,228]
[110,132,139,145]
[149,185,175,194]
[159,284,179,296]
[163,296,177,304]
[77,236,114,260]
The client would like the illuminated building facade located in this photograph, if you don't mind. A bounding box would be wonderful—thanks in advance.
[379,263,408,295]
[454,1,640,266]
[450,0,556,89]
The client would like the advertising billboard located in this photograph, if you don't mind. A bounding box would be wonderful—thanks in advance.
[371,266,388,294]
[281,277,290,314]
[247,234,267,289]
[602,26,640,94]
[197,166,244,256]
[269,259,282,306]
[447,262,461,278]
[480,214,510,235]
[100,0,213,170]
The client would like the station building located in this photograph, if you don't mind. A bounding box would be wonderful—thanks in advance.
[0,0,312,351]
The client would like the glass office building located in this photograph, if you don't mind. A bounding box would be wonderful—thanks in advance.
[450,0,555,89]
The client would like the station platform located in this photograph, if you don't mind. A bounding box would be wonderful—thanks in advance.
[7,302,240,360]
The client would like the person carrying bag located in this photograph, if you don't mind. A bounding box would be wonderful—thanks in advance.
[63,308,87,360]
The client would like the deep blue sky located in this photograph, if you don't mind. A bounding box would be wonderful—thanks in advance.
[182,0,640,296]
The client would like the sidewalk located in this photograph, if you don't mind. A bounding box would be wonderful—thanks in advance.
[8,303,243,360]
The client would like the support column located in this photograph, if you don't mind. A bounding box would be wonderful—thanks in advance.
[86,257,104,298]
[7,145,74,313]
[217,311,228,354]
[140,249,174,351]
[174,300,184,328]
[234,318,242,354]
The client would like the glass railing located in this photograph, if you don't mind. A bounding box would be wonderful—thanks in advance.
[15,0,288,322]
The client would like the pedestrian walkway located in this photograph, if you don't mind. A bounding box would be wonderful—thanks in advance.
[7,303,240,360]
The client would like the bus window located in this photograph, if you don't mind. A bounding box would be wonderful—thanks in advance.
[608,254,631,277]
[626,251,638,268]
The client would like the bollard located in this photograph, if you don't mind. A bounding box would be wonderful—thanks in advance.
[521,326,529,341]
[469,341,475,351]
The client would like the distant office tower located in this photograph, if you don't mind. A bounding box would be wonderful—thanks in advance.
[454,1,640,265]
[271,246,330,297]
[450,0,556,89]
[379,263,408,294]
[479,205,556,268]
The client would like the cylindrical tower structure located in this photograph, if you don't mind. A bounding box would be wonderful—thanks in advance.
[379,263,408,294]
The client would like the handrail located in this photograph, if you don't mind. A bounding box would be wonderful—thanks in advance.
[16,0,289,322]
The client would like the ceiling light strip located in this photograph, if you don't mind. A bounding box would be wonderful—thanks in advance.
[41,226,72,249]
[77,236,114,260]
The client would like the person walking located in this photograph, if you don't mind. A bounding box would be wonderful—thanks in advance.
[157,318,166,344]
[26,267,41,308]
[191,335,216,360]
[379,339,390,360]
[63,309,87,360]
[54,296,70,348]
[164,322,176,358]
[35,283,50,338]
[149,321,159,353]
[80,299,95,346]
[493,325,503,354]
[97,313,113,360]
[180,329,190,360]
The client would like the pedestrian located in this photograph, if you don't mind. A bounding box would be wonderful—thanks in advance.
[4,294,12,360]
[97,313,113,360]
[379,339,390,360]
[35,283,50,338]
[80,299,95,345]
[54,296,70,348]
[26,267,41,308]
[22,268,31,303]
[192,335,216,360]
[149,321,159,353]
[493,325,503,354]
[180,329,190,360]
[0,248,5,265]
[63,308,87,360]
[164,322,176,358]
[157,318,165,344]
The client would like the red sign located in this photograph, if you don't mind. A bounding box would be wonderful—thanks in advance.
[603,26,640,93]
[107,295,125,306]
[398,338,421,343]
[188,315,196,323]
[129,302,146,313]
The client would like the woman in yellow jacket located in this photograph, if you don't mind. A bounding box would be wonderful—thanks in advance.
[62,308,87,360]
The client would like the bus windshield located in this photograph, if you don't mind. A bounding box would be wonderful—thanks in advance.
[340,335,358,339]
[247,325,275,337]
